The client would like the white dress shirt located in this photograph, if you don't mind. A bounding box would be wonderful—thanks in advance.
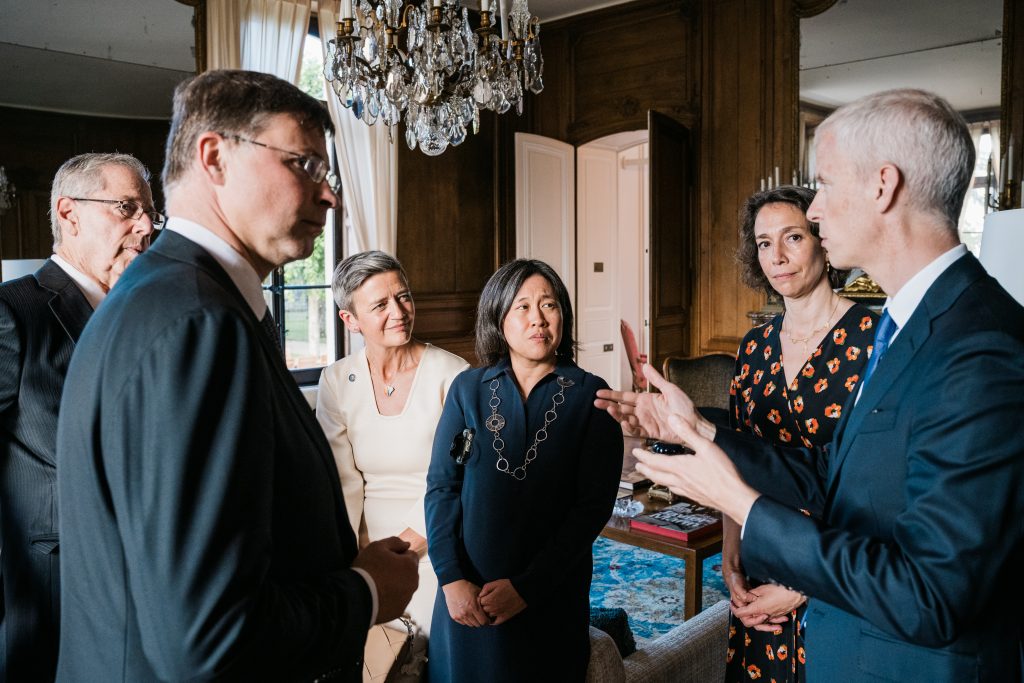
[50,253,105,310]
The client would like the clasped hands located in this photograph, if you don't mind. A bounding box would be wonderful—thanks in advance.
[593,363,761,526]
[725,568,806,632]
[443,578,526,627]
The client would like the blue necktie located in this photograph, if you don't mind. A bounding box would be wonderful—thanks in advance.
[861,310,896,388]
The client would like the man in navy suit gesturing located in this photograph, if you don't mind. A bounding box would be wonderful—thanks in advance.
[597,89,1024,682]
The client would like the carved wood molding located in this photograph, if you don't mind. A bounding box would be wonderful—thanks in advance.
[794,0,838,19]
[174,0,207,73]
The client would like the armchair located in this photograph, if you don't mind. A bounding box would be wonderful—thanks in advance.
[587,599,729,683]
[661,354,736,427]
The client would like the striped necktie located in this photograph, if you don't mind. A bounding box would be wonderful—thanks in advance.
[861,310,896,388]
[260,310,283,356]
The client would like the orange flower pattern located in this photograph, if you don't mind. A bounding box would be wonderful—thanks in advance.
[726,304,877,683]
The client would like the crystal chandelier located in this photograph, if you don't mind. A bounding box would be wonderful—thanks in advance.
[324,0,543,156]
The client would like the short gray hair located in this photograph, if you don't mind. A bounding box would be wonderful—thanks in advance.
[331,250,409,311]
[49,153,150,247]
[817,89,974,231]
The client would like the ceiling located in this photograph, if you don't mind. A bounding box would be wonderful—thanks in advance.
[0,0,196,119]
[800,0,1004,112]
[0,0,1007,120]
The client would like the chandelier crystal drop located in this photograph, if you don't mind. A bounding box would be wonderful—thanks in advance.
[324,0,543,156]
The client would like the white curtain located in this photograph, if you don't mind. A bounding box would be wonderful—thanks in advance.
[206,0,310,85]
[206,0,242,69]
[317,0,398,255]
[242,0,311,83]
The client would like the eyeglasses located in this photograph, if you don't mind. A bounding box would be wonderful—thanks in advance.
[68,198,165,227]
[219,132,341,195]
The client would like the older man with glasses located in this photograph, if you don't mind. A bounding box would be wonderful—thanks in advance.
[54,70,418,683]
[0,152,156,682]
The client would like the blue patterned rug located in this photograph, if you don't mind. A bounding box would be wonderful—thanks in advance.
[590,536,728,643]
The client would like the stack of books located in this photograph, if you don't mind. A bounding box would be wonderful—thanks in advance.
[628,501,722,541]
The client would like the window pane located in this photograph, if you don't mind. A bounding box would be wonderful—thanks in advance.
[284,230,327,286]
[284,286,332,369]
[299,34,326,100]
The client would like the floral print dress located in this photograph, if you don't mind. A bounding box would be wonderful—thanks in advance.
[724,302,878,683]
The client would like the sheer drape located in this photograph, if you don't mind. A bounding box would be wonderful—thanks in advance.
[317,0,398,254]
[205,0,310,84]
[206,0,242,69]
[242,0,310,83]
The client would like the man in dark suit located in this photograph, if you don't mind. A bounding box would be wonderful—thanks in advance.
[55,69,418,682]
[597,89,1024,681]
[0,152,157,682]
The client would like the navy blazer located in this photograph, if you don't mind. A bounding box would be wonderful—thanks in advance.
[0,260,92,682]
[55,231,371,682]
[717,253,1024,682]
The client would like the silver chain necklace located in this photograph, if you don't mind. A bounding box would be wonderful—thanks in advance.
[485,375,574,480]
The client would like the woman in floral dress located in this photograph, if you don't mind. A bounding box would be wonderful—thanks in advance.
[724,186,877,683]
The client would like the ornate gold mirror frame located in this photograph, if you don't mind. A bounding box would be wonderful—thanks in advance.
[175,0,208,73]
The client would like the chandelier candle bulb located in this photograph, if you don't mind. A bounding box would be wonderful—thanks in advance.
[1008,135,1015,181]
[481,0,489,9]
[499,0,508,40]
[341,0,352,18]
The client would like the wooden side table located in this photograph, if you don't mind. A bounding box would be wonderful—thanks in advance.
[602,486,723,619]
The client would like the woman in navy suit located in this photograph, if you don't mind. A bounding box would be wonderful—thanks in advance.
[425,259,623,682]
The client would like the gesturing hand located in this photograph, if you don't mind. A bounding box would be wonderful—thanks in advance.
[633,415,760,526]
[594,364,716,443]
[442,580,490,627]
[478,579,527,626]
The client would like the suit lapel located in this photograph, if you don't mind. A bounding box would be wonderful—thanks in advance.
[827,317,925,481]
[35,259,93,343]
[825,253,988,498]
[152,232,352,543]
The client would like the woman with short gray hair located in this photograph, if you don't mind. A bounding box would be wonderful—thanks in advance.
[316,250,468,642]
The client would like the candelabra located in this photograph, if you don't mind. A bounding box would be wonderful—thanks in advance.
[324,0,543,156]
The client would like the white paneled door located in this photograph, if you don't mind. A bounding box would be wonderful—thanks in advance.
[514,133,576,306]
[575,145,620,388]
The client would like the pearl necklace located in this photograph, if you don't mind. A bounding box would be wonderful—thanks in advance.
[485,375,574,480]
[783,297,842,356]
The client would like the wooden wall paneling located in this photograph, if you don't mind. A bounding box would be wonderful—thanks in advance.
[530,0,700,146]
[411,292,481,363]
[648,111,693,369]
[396,113,502,363]
[568,3,696,144]
[696,0,796,356]
[523,27,573,142]
[0,106,169,261]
